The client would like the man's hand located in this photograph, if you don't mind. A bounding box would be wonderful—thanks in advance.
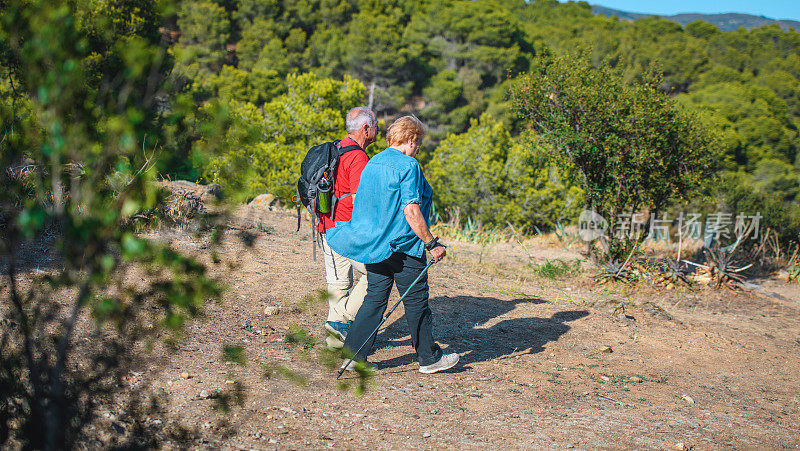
[430,244,446,262]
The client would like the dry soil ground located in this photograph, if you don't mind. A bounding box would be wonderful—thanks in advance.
[119,203,800,450]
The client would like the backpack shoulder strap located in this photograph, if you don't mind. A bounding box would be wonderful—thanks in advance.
[337,144,363,156]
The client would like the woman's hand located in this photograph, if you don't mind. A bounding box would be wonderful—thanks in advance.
[430,244,446,262]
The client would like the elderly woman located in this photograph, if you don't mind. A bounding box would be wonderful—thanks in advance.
[326,116,459,374]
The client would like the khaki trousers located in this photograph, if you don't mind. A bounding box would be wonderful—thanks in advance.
[320,234,367,323]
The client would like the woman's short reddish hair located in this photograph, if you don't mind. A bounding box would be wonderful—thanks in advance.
[386,115,425,147]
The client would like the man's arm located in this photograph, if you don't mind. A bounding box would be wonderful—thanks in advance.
[404,202,446,262]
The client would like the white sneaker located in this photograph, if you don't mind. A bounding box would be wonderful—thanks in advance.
[419,353,459,374]
[325,335,344,349]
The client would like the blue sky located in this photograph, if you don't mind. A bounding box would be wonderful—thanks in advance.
[571,1,800,21]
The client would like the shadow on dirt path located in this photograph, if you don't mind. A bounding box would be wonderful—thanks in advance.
[372,295,589,369]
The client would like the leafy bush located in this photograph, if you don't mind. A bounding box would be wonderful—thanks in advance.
[510,52,718,260]
[530,259,582,279]
[0,1,223,447]
[716,171,800,248]
[427,115,510,225]
[427,114,583,231]
[196,73,365,201]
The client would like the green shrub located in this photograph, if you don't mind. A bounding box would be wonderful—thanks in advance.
[530,259,582,279]
[427,114,583,231]
[196,72,365,202]
[510,52,718,260]
[0,1,222,447]
[716,171,800,247]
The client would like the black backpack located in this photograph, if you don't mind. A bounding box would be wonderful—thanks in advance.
[296,140,363,260]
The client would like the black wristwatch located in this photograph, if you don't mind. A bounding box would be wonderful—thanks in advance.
[424,236,444,251]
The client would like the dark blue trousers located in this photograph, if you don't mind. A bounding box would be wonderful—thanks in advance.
[343,252,443,366]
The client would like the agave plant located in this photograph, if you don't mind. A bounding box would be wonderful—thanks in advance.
[630,258,657,280]
[703,247,750,291]
[654,259,692,288]
[788,253,800,283]
[162,188,204,223]
[554,222,581,246]
[595,259,637,285]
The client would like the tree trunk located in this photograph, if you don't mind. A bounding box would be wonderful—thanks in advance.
[368,81,375,111]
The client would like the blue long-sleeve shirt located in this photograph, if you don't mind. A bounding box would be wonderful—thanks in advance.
[326,147,432,264]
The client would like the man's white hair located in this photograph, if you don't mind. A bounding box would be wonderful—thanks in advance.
[345,106,377,133]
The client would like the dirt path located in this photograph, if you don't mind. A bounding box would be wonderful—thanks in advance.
[142,207,800,449]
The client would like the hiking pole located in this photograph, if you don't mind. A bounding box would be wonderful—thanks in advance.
[336,258,436,380]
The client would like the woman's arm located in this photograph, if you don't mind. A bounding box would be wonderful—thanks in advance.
[404,203,446,262]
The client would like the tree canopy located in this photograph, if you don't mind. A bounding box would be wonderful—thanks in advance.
[160,0,799,211]
[7,0,800,240]
[510,53,718,257]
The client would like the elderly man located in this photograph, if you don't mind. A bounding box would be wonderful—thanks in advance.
[319,106,378,348]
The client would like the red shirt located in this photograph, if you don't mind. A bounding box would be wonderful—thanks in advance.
[318,138,369,233]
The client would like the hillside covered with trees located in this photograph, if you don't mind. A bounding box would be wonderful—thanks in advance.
[4,0,799,236]
[161,0,800,237]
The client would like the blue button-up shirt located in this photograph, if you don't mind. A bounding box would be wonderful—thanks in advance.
[326,147,432,264]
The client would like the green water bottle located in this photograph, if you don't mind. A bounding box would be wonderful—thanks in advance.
[316,178,332,214]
